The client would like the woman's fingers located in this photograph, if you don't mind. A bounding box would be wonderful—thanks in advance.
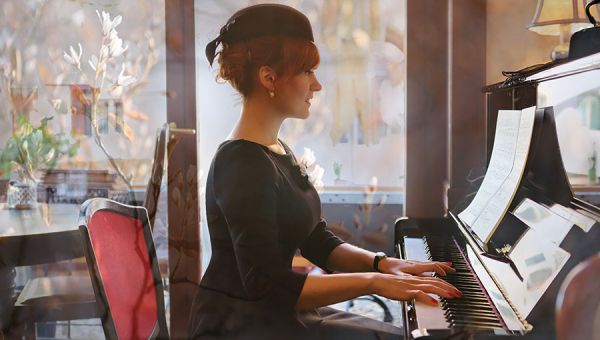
[438,262,456,273]
[430,277,461,296]
[404,260,456,276]
[416,284,456,299]
[375,273,462,304]
[410,290,439,306]
[431,263,446,276]
[405,276,461,296]
[429,262,456,276]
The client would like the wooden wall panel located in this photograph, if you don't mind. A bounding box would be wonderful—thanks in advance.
[406,0,449,217]
[165,0,200,338]
[447,0,487,210]
[406,0,487,217]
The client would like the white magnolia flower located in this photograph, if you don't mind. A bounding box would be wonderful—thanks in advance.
[109,28,118,41]
[88,54,98,71]
[63,43,83,69]
[116,63,136,87]
[109,63,136,97]
[109,36,127,58]
[300,147,316,168]
[96,10,122,36]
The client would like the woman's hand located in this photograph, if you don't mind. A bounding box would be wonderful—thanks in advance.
[372,272,462,306]
[378,257,456,277]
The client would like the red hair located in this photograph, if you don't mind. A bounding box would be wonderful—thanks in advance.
[216,36,320,97]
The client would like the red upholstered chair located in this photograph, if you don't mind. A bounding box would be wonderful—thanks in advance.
[79,198,168,339]
[555,253,600,340]
[13,125,173,338]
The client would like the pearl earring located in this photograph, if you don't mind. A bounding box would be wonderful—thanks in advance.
[269,91,275,98]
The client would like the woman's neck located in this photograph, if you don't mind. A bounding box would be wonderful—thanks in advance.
[228,95,284,145]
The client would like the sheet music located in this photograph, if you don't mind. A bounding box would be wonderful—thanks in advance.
[458,111,521,227]
[458,106,537,242]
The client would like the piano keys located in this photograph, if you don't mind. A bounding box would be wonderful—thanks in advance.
[399,220,528,338]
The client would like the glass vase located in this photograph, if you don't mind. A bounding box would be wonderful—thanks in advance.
[6,175,38,210]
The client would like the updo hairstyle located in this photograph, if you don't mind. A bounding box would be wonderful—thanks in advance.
[216,36,319,97]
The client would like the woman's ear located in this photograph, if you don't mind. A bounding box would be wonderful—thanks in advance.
[257,65,277,92]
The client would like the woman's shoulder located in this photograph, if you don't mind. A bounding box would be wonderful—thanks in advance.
[216,139,269,158]
[213,139,277,171]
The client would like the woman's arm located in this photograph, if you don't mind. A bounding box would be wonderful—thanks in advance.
[326,243,456,276]
[295,271,462,311]
[325,243,377,272]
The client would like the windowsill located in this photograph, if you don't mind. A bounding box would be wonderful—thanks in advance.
[319,190,404,205]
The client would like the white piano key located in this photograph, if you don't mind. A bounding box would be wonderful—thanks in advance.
[403,237,450,329]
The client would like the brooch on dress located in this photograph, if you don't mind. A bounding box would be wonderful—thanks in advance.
[291,162,312,190]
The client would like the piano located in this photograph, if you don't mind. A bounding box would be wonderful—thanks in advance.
[395,54,600,339]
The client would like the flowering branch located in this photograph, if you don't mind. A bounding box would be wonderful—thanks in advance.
[63,10,137,191]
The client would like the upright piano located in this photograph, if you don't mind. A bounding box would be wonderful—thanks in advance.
[395,54,600,339]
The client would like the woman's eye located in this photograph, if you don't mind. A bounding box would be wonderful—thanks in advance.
[305,70,314,75]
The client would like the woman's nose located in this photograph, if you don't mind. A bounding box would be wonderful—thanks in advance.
[311,78,322,92]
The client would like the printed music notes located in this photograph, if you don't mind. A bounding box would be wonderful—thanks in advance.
[458,106,536,243]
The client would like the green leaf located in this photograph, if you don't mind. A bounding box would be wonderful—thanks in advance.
[1,115,80,174]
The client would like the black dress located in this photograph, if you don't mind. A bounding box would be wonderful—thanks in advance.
[188,139,403,339]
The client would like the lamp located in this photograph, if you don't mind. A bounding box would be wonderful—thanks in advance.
[528,0,597,60]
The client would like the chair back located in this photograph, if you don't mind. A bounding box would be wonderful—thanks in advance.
[144,125,167,229]
[79,198,169,339]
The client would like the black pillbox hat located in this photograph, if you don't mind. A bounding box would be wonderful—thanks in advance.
[205,4,314,66]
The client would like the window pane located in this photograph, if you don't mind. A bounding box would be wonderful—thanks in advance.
[0,1,169,336]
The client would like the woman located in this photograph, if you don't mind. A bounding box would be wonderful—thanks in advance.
[189,4,461,339]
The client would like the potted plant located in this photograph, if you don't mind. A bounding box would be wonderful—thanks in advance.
[0,115,78,209]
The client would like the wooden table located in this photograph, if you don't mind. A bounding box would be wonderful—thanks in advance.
[0,203,82,332]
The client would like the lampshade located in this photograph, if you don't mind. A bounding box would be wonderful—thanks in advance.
[528,0,595,36]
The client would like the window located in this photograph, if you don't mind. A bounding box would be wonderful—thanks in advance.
[0,1,170,335]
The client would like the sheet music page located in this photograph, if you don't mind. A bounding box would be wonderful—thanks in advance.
[459,106,536,242]
[458,110,521,227]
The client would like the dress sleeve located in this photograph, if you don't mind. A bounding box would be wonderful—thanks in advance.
[213,143,307,308]
[299,218,345,271]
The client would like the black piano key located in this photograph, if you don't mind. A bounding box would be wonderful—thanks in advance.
[451,292,488,299]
